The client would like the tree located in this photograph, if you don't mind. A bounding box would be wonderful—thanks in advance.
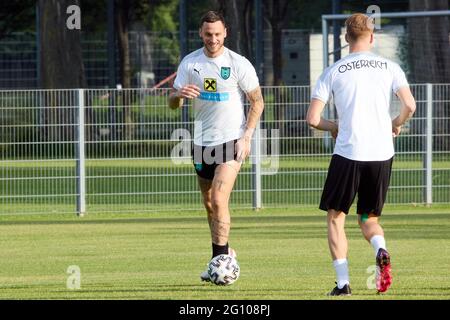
[147,0,179,70]
[264,0,289,86]
[114,0,179,88]
[39,0,86,89]
[0,0,35,40]
[217,0,253,58]
[38,0,86,144]
[115,0,133,89]
[112,0,178,139]
[263,0,289,139]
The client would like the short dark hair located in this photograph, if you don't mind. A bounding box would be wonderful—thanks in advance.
[199,11,226,28]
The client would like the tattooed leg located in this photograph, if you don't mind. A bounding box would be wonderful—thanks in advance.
[210,160,242,245]
[210,217,231,245]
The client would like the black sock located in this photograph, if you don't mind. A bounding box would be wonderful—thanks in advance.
[212,242,229,258]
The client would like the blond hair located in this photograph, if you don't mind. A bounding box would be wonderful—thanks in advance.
[345,13,374,42]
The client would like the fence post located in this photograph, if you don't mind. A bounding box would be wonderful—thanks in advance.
[76,89,86,216]
[252,122,262,210]
[425,83,433,206]
[322,17,329,70]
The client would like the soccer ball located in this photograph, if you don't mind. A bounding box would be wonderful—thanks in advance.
[208,254,240,285]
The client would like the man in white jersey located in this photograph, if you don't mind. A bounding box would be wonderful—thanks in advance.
[306,13,416,295]
[168,11,264,282]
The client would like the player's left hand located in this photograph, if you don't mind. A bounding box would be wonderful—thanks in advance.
[330,124,338,139]
[235,136,251,163]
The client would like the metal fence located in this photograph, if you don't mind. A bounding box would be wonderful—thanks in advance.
[0,30,244,89]
[0,31,189,89]
[0,29,282,90]
[0,84,449,215]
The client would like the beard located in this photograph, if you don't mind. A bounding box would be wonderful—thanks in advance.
[204,42,224,56]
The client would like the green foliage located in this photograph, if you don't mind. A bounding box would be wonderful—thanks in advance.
[148,0,179,32]
[144,0,180,65]
[0,0,36,39]
[153,33,180,65]
[80,0,108,34]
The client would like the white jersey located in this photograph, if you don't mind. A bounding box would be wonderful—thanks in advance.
[312,51,409,161]
[173,47,259,146]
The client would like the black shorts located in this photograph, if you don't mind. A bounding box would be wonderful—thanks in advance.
[319,154,393,216]
[192,140,238,180]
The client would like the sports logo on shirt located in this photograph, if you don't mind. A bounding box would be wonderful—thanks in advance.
[221,67,231,80]
[204,78,217,92]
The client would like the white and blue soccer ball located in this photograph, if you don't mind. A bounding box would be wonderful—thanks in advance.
[208,254,240,285]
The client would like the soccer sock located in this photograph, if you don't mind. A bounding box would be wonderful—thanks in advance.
[333,259,350,289]
[212,242,229,258]
[370,235,386,257]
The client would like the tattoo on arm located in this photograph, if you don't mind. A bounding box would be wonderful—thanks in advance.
[249,107,260,117]
[247,87,264,104]
[245,87,264,130]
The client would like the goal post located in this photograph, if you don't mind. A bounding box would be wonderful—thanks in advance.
[321,10,450,71]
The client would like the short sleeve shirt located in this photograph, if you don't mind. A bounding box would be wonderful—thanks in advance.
[174,47,260,146]
[312,51,409,161]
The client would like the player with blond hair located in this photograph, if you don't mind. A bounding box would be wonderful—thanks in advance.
[307,13,416,295]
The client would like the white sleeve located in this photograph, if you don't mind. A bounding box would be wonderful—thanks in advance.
[311,69,332,103]
[392,64,409,93]
[237,58,260,93]
[173,59,189,90]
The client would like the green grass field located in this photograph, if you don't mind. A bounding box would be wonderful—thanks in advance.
[0,204,449,300]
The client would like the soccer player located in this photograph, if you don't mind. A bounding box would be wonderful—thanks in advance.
[168,11,264,282]
[306,13,416,295]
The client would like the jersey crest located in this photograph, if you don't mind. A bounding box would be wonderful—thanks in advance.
[221,67,231,80]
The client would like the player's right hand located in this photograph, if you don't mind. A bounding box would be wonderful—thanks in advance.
[177,84,201,99]
[392,125,402,137]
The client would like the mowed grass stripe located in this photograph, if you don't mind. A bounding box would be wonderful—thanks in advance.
[0,206,449,299]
